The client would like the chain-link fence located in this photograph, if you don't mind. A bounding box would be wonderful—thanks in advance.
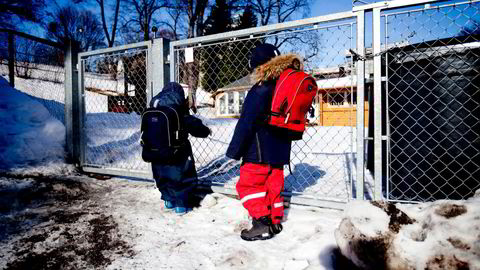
[74,0,479,207]
[172,14,365,205]
[0,30,65,124]
[79,43,151,173]
[383,1,480,201]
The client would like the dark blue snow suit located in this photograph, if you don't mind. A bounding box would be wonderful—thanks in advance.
[150,82,210,208]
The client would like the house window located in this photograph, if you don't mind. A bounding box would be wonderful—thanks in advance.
[217,90,250,116]
[219,94,226,114]
[228,92,235,114]
[239,91,246,112]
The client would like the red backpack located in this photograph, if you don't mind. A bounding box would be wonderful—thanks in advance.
[268,68,318,140]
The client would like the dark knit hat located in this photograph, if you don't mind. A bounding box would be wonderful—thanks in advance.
[249,43,280,70]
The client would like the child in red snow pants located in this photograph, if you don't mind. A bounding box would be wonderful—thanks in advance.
[236,162,284,224]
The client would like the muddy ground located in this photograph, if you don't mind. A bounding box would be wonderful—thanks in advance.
[0,173,134,270]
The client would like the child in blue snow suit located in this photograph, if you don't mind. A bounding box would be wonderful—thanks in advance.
[147,82,211,215]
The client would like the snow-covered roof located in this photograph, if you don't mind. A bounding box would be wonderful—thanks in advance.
[215,74,362,94]
[216,75,254,93]
[316,76,357,90]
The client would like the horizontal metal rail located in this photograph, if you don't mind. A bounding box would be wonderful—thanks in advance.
[82,166,153,179]
[171,11,356,47]
[78,41,152,58]
[0,28,62,48]
[383,0,480,16]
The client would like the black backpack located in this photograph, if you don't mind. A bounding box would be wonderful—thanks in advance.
[140,105,187,163]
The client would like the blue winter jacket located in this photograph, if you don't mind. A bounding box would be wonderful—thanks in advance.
[149,82,210,167]
[150,82,210,140]
[226,54,303,165]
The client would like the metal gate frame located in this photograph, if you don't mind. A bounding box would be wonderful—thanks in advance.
[77,39,170,179]
[69,0,478,208]
[354,0,480,202]
[170,11,366,209]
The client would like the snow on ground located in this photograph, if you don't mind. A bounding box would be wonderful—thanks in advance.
[102,178,345,270]
[1,171,478,270]
[0,173,347,270]
[335,195,480,269]
[0,77,68,172]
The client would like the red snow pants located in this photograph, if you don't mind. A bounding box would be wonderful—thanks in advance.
[236,162,284,224]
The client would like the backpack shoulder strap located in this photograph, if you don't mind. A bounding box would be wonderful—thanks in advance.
[284,73,312,114]
[271,69,298,106]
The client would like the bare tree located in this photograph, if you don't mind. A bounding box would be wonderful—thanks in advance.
[246,0,310,26]
[161,0,186,40]
[121,0,168,41]
[96,0,122,47]
[46,6,106,51]
[163,0,209,112]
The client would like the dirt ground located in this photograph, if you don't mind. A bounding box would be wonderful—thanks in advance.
[0,173,135,270]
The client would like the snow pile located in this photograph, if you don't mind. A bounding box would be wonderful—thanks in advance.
[0,77,66,171]
[335,193,480,269]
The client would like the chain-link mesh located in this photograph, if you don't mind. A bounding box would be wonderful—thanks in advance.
[81,48,149,171]
[384,1,480,201]
[0,32,65,123]
[173,20,361,202]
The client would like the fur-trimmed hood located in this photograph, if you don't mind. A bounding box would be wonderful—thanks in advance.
[252,54,304,83]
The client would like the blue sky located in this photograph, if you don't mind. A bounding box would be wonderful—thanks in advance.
[311,0,354,17]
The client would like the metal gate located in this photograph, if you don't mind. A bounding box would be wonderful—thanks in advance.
[78,41,152,178]
[73,0,479,208]
[378,0,480,202]
[170,12,367,208]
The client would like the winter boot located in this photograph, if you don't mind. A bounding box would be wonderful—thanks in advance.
[175,207,193,215]
[240,216,274,241]
[270,223,283,235]
[164,200,175,210]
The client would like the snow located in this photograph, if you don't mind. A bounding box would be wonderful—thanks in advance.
[343,200,390,236]
[335,197,480,269]
[0,77,67,171]
[1,74,479,269]
[100,184,344,270]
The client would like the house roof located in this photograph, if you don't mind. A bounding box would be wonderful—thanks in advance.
[215,73,370,94]
[316,76,357,90]
[216,75,254,93]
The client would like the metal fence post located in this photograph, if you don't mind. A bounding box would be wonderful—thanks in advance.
[64,41,80,165]
[150,38,170,100]
[356,10,366,200]
[372,7,383,200]
[7,32,15,87]
[169,42,176,91]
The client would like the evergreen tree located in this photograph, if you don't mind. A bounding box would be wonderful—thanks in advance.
[204,0,232,35]
[201,0,234,93]
[235,5,257,30]
[230,5,259,77]
[201,4,261,94]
